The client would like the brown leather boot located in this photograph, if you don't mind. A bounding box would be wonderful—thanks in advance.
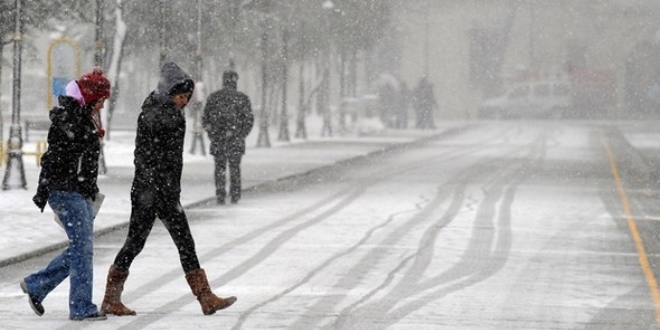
[185,268,237,315]
[101,265,136,316]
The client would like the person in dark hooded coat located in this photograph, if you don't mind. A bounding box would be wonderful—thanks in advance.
[413,77,438,129]
[22,67,110,321]
[202,70,254,204]
[101,62,236,317]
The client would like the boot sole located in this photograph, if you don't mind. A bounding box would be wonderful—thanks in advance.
[101,305,137,316]
[203,296,237,315]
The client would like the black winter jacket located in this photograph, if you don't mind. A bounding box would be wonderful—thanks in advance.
[202,86,254,156]
[131,62,193,202]
[34,96,101,208]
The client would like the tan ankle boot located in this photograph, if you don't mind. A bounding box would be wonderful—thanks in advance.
[101,265,136,316]
[185,268,237,315]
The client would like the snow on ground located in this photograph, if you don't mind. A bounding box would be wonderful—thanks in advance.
[0,114,441,265]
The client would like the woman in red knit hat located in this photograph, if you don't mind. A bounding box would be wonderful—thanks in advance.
[20,67,110,321]
[77,67,111,137]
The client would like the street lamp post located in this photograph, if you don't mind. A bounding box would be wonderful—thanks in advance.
[2,0,27,190]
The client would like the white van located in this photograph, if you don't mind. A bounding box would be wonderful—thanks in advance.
[478,80,572,119]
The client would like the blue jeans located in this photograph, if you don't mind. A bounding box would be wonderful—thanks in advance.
[23,191,100,319]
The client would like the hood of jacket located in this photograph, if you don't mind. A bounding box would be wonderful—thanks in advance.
[65,80,86,105]
[156,62,194,96]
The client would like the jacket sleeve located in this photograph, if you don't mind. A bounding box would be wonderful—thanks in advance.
[144,108,184,199]
[134,112,159,188]
[202,94,218,137]
[238,95,254,139]
[78,151,100,200]
[32,161,50,212]
[73,109,101,200]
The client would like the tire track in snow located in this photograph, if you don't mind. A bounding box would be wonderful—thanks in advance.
[68,124,527,329]
[314,130,548,329]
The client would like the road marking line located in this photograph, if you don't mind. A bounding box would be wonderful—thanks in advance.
[602,136,660,324]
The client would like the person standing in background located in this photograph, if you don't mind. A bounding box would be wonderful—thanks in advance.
[203,70,254,205]
[413,77,438,129]
[396,81,411,129]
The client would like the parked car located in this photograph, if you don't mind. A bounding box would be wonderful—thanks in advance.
[479,80,572,119]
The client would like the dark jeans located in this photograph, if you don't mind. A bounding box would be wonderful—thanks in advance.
[113,192,200,273]
[214,152,243,202]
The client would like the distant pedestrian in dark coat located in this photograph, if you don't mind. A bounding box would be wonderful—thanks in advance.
[23,67,110,321]
[396,81,410,129]
[413,77,438,129]
[202,70,254,205]
[101,62,236,317]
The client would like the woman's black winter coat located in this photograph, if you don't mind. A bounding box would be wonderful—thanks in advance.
[131,81,189,203]
[131,92,185,201]
[33,96,100,210]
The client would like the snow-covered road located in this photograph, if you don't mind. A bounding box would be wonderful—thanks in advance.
[2,121,660,329]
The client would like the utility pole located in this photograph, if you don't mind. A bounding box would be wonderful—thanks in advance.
[2,0,27,190]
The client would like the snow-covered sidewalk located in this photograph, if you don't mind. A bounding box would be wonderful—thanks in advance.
[3,119,659,268]
[0,121,443,267]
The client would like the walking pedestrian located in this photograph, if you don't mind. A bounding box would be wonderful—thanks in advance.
[413,77,438,129]
[396,81,410,129]
[202,70,254,205]
[22,67,110,321]
[101,62,237,316]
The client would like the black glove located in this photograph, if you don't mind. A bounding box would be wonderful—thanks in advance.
[32,193,47,213]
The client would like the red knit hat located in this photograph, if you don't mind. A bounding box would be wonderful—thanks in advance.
[78,67,111,104]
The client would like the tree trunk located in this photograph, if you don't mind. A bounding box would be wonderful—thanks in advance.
[104,0,128,140]
[295,60,306,139]
[277,28,289,142]
[0,43,4,143]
